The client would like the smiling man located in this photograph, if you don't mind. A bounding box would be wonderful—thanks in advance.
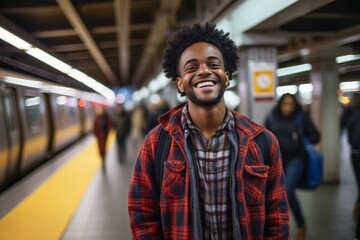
[128,23,290,240]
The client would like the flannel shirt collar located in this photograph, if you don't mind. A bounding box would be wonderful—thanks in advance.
[181,103,235,135]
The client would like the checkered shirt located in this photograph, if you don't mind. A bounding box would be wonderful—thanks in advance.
[181,105,235,240]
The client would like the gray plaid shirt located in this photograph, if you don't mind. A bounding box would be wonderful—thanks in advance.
[181,105,235,240]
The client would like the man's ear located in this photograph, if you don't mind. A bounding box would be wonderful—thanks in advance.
[176,77,184,93]
[225,72,230,86]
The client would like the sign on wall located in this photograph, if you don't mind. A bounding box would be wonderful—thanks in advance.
[249,62,276,101]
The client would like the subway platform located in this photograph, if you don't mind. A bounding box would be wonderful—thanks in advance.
[0,131,357,240]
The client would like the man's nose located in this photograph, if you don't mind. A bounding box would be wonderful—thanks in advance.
[197,63,211,75]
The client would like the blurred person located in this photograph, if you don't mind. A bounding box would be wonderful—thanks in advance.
[129,103,147,158]
[145,98,171,134]
[346,93,360,239]
[113,104,131,162]
[93,105,112,166]
[265,93,320,240]
[128,22,289,239]
[341,102,353,132]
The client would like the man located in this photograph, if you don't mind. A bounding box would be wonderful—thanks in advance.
[128,22,289,239]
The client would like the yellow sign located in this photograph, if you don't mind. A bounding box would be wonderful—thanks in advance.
[252,70,275,95]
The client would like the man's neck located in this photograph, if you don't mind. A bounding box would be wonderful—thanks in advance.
[187,101,227,139]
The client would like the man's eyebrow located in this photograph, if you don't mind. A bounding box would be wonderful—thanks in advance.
[183,56,222,66]
[183,58,197,67]
[207,56,222,62]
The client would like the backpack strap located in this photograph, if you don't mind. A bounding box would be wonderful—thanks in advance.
[154,126,171,194]
[294,112,305,137]
[254,131,270,165]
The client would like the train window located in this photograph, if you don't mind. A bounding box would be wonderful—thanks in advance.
[24,95,42,133]
[2,88,19,137]
[56,96,69,123]
[56,96,77,124]
[68,97,77,121]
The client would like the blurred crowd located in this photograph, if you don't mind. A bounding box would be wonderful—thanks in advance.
[92,97,170,164]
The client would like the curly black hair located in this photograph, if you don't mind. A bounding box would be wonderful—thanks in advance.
[163,22,239,81]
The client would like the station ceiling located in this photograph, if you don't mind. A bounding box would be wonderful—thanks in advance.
[0,0,359,93]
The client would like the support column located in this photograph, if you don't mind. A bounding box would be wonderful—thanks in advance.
[310,58,340,182]
[237,46,278,125]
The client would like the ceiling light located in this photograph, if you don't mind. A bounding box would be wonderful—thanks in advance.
[276,63,312,77]
[67,69,88,83]
[276,85,298,96]
[339,81,360,92]
[26,47,72,74]
[0,27,32,50]
[336,54,360,64]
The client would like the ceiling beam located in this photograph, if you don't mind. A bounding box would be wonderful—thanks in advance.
[132,0,182,86]
[278,24,360,62]
[56,0,118,85]
[114,0,130,84]
[34,23,153,38]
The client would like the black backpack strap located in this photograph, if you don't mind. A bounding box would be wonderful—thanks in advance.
[154,126,171,194]
[254,131,270,165]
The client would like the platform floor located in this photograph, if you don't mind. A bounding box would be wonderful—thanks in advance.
[0,131,358,240]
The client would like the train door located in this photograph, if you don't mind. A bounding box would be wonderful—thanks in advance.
[0,90,9,186]
[1,87,21,182]
[44,93,54,154]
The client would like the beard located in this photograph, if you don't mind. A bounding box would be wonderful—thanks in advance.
[185,82,227,107]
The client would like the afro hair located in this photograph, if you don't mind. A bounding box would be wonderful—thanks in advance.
[163,22,239,81]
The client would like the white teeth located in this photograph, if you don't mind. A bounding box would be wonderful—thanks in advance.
[197,81,214,88]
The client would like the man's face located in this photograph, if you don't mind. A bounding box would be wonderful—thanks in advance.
[176,42,229,107]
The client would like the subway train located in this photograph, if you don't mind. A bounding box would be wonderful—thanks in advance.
[0,68,108,192]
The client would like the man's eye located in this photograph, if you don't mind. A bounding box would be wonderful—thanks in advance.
[210,63,220,68]
[186,66,197,72]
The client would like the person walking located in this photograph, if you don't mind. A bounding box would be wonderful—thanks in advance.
[113,104,130,162]
[265,93,320,240]
[93,105,112,166]
[128,22,290,239]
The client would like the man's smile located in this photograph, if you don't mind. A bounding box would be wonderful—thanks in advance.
[193,80,217,88]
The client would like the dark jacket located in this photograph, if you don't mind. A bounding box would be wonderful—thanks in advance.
[347,106,360,150]
[265,111,320,162]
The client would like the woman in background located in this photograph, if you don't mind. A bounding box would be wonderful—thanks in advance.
[265,93,320,240]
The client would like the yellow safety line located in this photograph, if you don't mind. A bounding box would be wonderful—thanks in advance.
[0,131,115,240]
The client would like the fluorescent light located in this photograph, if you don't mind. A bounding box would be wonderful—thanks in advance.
[339,81,360,92]
[0,27,32,50]
[276,85,298,96]
[224,91,240,109]
[0,26,116,104]
[26,47,72,74]
[149,80,160,92]
[276,63,312,77]
[149,93,161,104]
[140,87,150,99]
[67,69,88,83]
[299,83,313,94]
[4,76,44,89]
[132,90,142,102]
[49,85,79,96]
[336,54,360,64]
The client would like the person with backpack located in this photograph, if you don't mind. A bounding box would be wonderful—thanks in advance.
[346,92,360,239]
[128,22,290,239]
[265,93,320,240]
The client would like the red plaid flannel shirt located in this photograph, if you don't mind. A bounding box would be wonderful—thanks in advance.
[128,103,290,240]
